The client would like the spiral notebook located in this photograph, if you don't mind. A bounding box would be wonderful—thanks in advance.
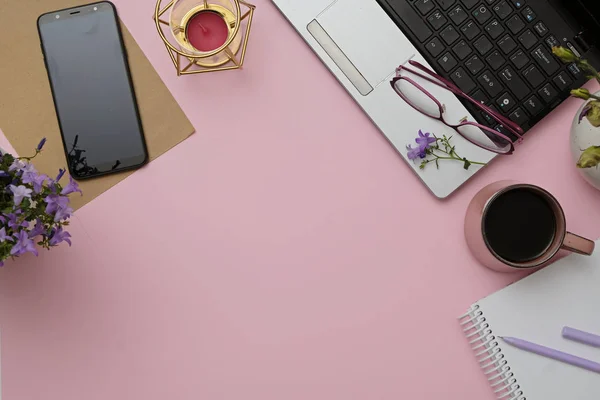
[459,243,600,400]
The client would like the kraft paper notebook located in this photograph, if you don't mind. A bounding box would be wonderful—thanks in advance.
[460,242,600,400]
[0,0,195,210]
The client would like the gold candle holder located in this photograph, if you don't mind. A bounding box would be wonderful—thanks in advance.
[153,0,255,75]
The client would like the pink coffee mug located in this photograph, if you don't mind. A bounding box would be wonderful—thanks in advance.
[464,181,595,272]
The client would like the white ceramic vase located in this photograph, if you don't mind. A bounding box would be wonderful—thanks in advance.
[570,93,600,190]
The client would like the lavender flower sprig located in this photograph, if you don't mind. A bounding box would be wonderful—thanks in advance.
[0,138,81,266]
[407,130,486,170]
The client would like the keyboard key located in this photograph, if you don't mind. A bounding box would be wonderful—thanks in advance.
[524,95,543,115]
[533,22,548,37]
[438,52,458,72]
[448,5,468,25]
[427,11,448,30]
[485,20,505,39]
[553,71,572,91]
[462,0,479,9]
[478,70,503,97]
[518,30,537,50]
[415,0,435,15]
[450,67,476,93]
[425,37,445,57]
[471,89,489,104]
[499,66,529,100]
[510,0,525,8]
[440,25,460,45]
[466,55,485,74]
[473,5,492,24]
[506,15,525,34]
[485,0,495,3]
[387,0,433,42]
[453,40,473,60]
[538,83,558,104]
[568,63,583,78]
[509,107,528,126]
[545,36,560,49]
[480,105,500,126]
[461,20,481,40]
[497,92,517,112]
[493,1,513,19]
[474,36,493,55]
[531,45,560,75]
[510,50,529,69]
[522,65,544,88]
[494,124,518,142]
[521,6,536,22]
[436,0,456,10]
[486,50,505,70]
[498,35,518,54]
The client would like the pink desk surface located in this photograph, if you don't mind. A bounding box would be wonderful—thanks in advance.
[1,1,600,399]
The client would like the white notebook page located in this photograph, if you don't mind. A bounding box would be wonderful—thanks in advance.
[471,246,600,399]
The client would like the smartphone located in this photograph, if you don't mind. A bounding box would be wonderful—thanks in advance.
[37,1,148,179]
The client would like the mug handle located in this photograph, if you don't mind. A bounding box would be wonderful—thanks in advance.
[562,232,595,256]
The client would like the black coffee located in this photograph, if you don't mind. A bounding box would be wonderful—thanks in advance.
[483,188,556,263]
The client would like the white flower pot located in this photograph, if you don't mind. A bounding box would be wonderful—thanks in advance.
[570,94,600,190]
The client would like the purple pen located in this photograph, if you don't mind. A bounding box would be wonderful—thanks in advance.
[563,327,600,348]
[500,336,600,374]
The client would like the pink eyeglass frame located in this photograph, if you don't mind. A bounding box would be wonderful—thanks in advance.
[390,60,524,155]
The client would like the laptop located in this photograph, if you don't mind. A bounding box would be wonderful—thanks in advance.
[271,0,600,198]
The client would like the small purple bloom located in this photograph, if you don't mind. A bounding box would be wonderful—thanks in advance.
[8,159,26,172]
[579,104,592,124]
[30,174,49,194]
[10,230,38,257]
[54,205,73,222]
[55,169,66,182]
[44,194,70,214]
[5,213,28,230]
[9,185,33,206]
[0,171,9,178]
[36,137,47,152]
[415,130,437,148]
[0,227,14,243]
[407,144,426,160]
[61,176,82,196]
[28,220,45,238]
[49,227,71,247]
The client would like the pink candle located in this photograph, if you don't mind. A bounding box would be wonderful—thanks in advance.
[186,11,229,52]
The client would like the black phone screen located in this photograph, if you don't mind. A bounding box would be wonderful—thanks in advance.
[38,2,147,179]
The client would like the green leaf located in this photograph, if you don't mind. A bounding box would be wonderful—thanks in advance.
[463,158,472,170]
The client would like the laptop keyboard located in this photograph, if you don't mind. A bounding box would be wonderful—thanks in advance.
[377,0,587,138]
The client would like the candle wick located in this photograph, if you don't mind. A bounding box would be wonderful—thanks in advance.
[198,23,208,34]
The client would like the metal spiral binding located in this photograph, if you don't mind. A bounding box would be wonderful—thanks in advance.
[459,305,526,400]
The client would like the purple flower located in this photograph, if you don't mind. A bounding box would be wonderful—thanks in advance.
[44,194,70,214]
[8,159,26,172]
[0,171,9,178]
[9,185,33,206]
[55,169,66,182]
[36,137,47,152]
[49,227,71,247]
[10,230,38,257]
[53,205,73,222]
[0,227,14,243]
[407,144,426,160]
[415,130,437,148]
[28,219,45,238]
[5,213,28,230]
[579,104,592,124]
[27,174,49,194]
[61,176,82,196]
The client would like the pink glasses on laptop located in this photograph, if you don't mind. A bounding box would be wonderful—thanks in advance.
[391,60,524,155]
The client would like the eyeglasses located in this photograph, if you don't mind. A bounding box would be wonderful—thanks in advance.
[390,60,524,155]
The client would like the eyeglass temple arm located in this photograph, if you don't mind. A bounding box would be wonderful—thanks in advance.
[399,61,523,137]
